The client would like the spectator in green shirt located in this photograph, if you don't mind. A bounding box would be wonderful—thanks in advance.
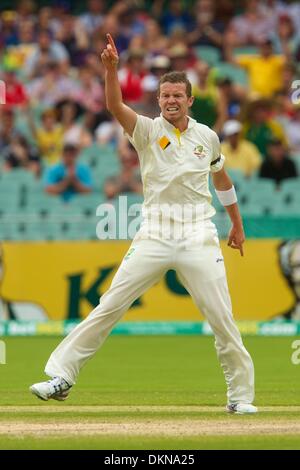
[243,99,288,157]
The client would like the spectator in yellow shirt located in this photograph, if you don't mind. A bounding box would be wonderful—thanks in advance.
[227,38,285,98]
[221,120,262,177]
[28,108,64,165]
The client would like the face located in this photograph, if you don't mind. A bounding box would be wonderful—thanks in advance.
[282,66,294,85]
[19,21,34,42]
[253,106,269,123]
[63,149,78,166]
[80,67,92,83]
[268,143,284,161]
[196,0,214,22]
[158,82,194,123]
[39,32,51,50]
[43,114,55,129]
[18,0,35,15]
[170,57,187,71]
[219,81,231,96]
[146,19,160,37]
[3,71,16,83]
[62,103,76,122]
[39,7,52,24]
[102,14,118,35]
[228,132,240,145]
[196,62,210,81]
[2,111,14,128]
[45,64,59,78]
[260,43,273,57]
[128,56,144,73]
[246,0,259,13]
[170,0,182,14]
[278,18,293,38]
[88,0,104,14]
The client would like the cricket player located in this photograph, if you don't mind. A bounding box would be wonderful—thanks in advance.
[30,34,257,414]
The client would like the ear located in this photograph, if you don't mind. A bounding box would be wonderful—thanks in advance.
[188,95,194,108]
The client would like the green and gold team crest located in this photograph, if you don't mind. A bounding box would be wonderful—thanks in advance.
[193,145,206,159]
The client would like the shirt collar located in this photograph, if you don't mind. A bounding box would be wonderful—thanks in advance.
[160,113,196,134]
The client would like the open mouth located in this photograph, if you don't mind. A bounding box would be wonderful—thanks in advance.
[166,107,179,112]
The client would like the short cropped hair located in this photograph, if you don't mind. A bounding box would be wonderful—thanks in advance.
[158,71,192,98]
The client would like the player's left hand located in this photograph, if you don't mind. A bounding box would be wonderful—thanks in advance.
[101,34,119,70]
[228,225,245,256]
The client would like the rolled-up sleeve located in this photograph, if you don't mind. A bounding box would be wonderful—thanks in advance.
[125,115,155,151]
[210,130,225,173]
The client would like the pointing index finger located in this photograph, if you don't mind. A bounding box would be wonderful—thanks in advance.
[106,34,117,54]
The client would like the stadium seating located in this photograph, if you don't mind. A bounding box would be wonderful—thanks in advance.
[1,163,300,240]
[1,180,297,239]
[225,169,248,192]
[215,62,248,86]
[195,46,221,66]
[79,144,121,192]
[70,193,106,215]
[233,47,259,56]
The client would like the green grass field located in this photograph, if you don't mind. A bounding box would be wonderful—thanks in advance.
[0,336,299,449]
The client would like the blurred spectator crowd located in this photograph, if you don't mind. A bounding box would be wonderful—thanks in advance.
[0,0,300,215]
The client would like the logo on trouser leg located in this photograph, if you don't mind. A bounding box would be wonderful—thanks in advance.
[124,248,135,260]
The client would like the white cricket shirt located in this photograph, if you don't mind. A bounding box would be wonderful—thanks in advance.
[127,113,225,231]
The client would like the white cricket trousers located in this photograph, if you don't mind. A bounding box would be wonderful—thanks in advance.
[45,221,255,405]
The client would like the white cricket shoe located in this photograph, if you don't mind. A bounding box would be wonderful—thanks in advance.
[226,403,258,414]
[30,376,72,401]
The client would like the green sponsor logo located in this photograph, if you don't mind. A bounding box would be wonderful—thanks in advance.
[124,247,135,260]
[258,322,298,336]
[7,321,36,336]
[1,320,300,337]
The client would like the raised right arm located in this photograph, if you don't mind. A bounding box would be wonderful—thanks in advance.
[101,34,137,137]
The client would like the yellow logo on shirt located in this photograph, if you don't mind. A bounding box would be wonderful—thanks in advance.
[158,136,171,150]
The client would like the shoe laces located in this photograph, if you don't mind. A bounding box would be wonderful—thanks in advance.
[47,376,71,394]
[227,404,237,412]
